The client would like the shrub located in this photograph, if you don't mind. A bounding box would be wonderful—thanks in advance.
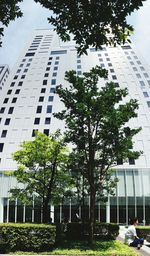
[136,226,150,240]
[56,222,119,241]
[0,223,56,252]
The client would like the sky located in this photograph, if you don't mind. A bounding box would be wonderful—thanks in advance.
[0,0,150,69]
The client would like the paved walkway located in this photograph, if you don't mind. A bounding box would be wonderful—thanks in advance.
[118,226,150,256]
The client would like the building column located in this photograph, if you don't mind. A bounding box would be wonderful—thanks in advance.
[0,198,4,223]
[106,196,110,223]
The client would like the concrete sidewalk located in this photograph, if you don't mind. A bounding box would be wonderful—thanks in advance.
[118,226,150,256]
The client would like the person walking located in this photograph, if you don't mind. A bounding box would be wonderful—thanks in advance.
[125,217,144,249]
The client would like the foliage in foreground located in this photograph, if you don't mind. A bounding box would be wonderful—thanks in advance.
[0,223,55,253]
[0,0,146,54]
[11,240,140,255]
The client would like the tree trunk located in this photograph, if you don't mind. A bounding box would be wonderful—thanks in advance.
[42,201,50,223]
[89,186,96,244]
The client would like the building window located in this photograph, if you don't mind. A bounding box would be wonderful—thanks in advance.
[18,81,23,86]
[34,118,40,125]
[12,97,17,103]
[77,65,81,69]
[139,81,145,86]
[0,143,4,152]
[43,129,49,136]
[14,75,18,80]
[15,89,20,94]
[51,50,67,55]
[21,75,25,79]
[7,89,12,95]
[48,96,54,102]
[47,105,52,113]
[147,80,150,85]
[0,107,5,113]
[114,82,119,87]
[43,80,47,85]
[108,63,112,67]
[26,63,30,67]
[117,158,123,165]
[129,158,135,165]
[50,88,55,93]
[136,73,141,78]
[112,75,117,80]
[144,73,149,78]
[39,96,44,102]
[10,82,15,87]
[1,130,7,138]
[17,69,21,73]
[19,64,23,67]
[55,61,59,65]
[77,60,81,63]
[5,118,10,125]
[45,117,51,124]
[46,67,50,71]
[130,61,134,65]
[51,79,56,85]
[133,67,137,71]
[47,62,51,65]
[54,66,58,71]
[147,101,150,107]
[99,58,103,62]
[110,69,115,73]
[24,69,28,73]
[137,61,141,65]
[143,92,149,97]
[100,64,105,67]
[8,107,14,114]
[3,98,9,104]
[77,71,82,75]
[36,106,42,113]
[25,52,35,57]
[41,88,46,93]
[56,56,59,60]
[32,129,38,137]
[140,66,145,71]
[44,73,49,77]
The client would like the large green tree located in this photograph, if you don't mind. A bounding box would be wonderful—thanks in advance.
[54,66,141,243]
[0,0,23,46]
[35,0,146,54]
[10,131,73,223]
[0,0,146,52]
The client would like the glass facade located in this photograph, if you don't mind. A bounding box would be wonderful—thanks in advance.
[1,169,150,224]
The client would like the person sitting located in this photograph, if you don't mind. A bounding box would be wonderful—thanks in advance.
[125,217,144,249]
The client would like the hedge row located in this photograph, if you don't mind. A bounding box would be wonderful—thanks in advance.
[0,223,56,253]
[57,222,119,241]
[136,226,150,241]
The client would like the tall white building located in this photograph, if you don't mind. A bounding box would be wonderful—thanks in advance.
[0,65,10,91]
[0,29,150,224]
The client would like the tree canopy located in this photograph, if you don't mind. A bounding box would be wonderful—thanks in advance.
[35,0,146,54]
[0,0,146,53]
[10,131,73,223]
[54,66,141,242]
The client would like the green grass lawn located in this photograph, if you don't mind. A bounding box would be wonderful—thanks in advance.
[12,240,140,255]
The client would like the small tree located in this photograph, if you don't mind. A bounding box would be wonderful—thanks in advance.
[10,131,73,223]
[54,66,141,243]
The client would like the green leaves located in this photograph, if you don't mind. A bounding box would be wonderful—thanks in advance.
[10,131,73,222]
[0,0,23,46]
[34,0,146,54]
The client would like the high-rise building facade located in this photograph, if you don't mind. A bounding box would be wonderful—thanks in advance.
[0,29,150,225]
[0,65,10,91]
